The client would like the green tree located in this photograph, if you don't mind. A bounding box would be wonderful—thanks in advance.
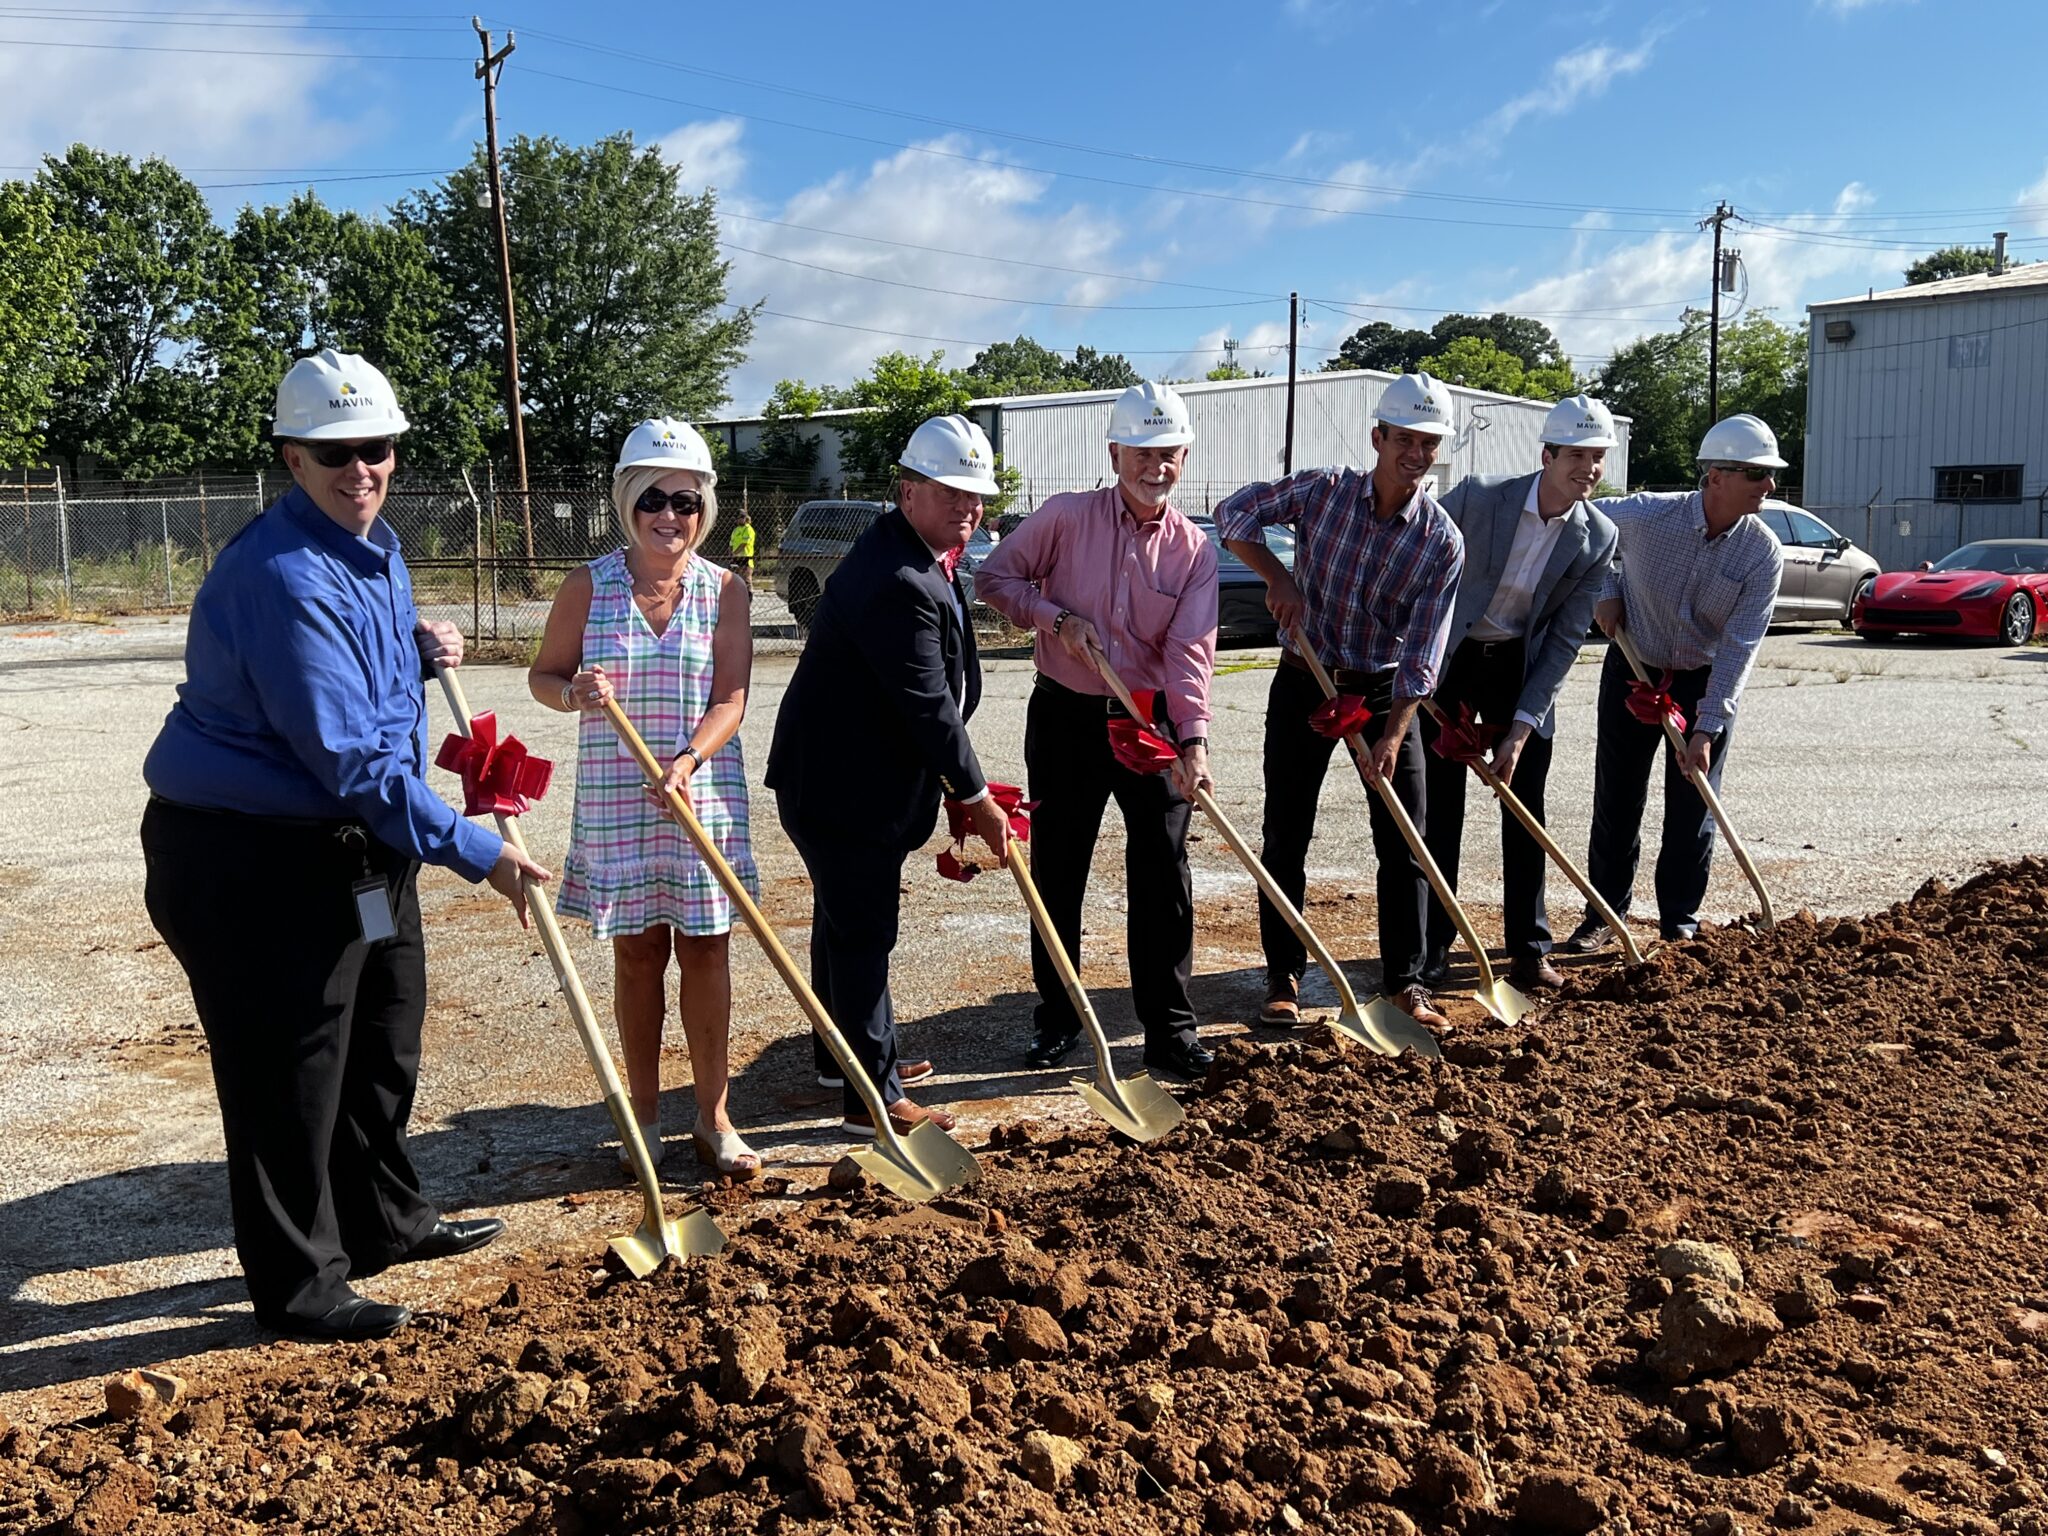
[1322,319,1430,373]
[1904,245,1999,286]
[400,131,755,464]
[962,335,1142,396]
[836,351,974,490]
[1418,335,1576,400]
[34,145,226,476]
[1594,312,1806,489]
[0,182,90,464]
[1425,312,1566,372]
[735,377,829,487]
[1069,345,1142,391]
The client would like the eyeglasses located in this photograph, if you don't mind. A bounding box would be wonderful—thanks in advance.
[1716,463,1774,483]
[302,438,395,469]
[634,488,706,517]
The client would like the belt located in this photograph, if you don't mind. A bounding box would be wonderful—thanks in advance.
[1279,647,1392,694]
[1459,634,1525,658]
[148,793,365,836]
[1034,671,1142,720]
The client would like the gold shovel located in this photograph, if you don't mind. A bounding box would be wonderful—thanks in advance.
[1003,848,1185,1142]
[1290,632,1535,1027]
[1608,627,1777,929]
[1087,649,1431,1058]
[599,699,980,1203]
[1418,697,1646,967]
[434,667,722,1274]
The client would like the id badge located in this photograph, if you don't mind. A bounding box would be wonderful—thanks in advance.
[353,877,397,943]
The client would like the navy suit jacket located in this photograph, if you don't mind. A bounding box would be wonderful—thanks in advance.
[766,509,986,851]
[1436,472,1617,737]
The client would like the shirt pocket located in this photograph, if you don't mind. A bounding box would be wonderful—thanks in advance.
[1126,575,1185,638]
[1692,569,1745,629]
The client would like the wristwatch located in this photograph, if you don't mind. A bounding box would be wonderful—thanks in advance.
[1179,736,1208,751]
[677,743,704,770]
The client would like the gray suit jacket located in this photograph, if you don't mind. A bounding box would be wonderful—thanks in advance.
[1436,471,1617,737]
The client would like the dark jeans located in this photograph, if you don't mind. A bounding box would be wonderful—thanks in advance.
[1023,678,1196,1049]
[781,802,911,1118]
[140,797,437,1327]
[1257,659,1430,994]
[1584,645,1729,933]
[1422,636,1556,960]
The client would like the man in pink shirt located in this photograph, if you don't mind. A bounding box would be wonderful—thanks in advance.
[976,382,1221,1080]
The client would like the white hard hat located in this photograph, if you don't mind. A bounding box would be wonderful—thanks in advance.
[616,417,717,487]
[1107,381,1193,447]
[1374,371,1455,437]
[899,414,999,496]
[1696,413,1787,469]
[1540,392,1618,450]
[272,348,410,441]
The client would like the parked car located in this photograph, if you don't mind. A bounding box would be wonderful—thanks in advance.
[1851,538,2048,644]
[1191,517,1297,643]
[774,499,1000,629]
[1755,501,1881,624]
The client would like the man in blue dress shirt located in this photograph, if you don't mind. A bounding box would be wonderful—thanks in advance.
[141,350,549,1342]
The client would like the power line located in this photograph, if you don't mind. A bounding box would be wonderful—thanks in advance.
[0,7,461,30]
[0,33,467,59]
[1305,292,1705,320]
[736,303,1333,359]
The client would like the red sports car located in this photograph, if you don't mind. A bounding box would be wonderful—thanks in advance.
[1852,538,2048,644]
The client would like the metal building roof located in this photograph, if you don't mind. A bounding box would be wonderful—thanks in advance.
[1811,262,2048,310]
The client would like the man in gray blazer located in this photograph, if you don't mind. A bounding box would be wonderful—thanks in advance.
[1421,394,1620,991]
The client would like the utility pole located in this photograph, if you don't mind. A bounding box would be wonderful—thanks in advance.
[474,16,534,565]
[1283,292,1299,475]
[1701,200,1734,424]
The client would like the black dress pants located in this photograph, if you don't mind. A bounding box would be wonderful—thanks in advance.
[781,802,911,1119]
[1584,646,1729,933]
[1022,678,1197,1049]
[140,797,438,1327]
[1422,636,1556,961]
[1257,659,1430,994]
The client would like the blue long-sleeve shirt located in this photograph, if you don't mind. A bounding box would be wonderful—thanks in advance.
[143,486,501,881]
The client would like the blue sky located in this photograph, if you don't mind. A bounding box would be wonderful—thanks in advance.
[5,0,2046,413]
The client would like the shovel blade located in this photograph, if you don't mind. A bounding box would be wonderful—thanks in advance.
[1074,1073,1185,1143]
[1331,1001,1402,1057]
[1474,979,1535,1027]
[848,1120,981,1204]
[606,1203,724,1277]
[1364,994,1443,1059]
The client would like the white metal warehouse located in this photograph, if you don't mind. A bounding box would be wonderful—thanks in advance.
[1805,260,2048,569]
[703,368,1630,513]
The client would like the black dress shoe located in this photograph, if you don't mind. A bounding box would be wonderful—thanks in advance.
[1562,914,1615,954]
[1142,1034,1215,1082]
[266,1294,411,1343]
[1660,923,1699,942]
[1024,1024,1082,1068]
[1418,946,1452,988]
[400,1216,505,1265]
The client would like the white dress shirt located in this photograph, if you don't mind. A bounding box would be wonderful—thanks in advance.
[1469,478,1570,644]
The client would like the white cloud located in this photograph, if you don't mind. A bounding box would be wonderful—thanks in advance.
[657,118,745,195]
[1814,0,1913,13]
[1479,37,1659,140]
[2017,161,2048,237]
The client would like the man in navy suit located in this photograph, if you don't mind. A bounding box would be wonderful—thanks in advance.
[1422,393,1620,991]
[766,415,1011,1138]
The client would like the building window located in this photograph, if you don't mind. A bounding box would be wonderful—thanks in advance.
[1933,464,2022,502]
[1948,333,1990,368]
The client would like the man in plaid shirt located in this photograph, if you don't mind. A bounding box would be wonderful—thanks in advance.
[1218,372,1465,1030]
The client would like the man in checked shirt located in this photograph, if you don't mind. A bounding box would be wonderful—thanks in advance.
[1562,413,1787,951]
[1219,372,1465,1032]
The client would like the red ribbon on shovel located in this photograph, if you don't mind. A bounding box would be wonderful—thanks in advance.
[1107,717,1180,775]
[937,782,1034,882]
[1431,702,1501,768]
[435,710,554,817]
[1308,694,1373,741]
[1625,671,1688,734]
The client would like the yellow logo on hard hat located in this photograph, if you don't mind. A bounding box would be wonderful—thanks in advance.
[339,382,357,395]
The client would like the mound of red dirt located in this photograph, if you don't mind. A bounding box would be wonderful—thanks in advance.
[5,860,2047,1535]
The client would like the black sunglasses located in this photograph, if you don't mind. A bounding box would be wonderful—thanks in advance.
[634,488,705,517]
[300,437,395,469]
[1719,464,1774,483]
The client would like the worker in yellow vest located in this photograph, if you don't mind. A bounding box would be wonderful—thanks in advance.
[727,509,756,578]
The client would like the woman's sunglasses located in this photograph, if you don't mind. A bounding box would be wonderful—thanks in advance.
[634,488,705,517]
[303,438,395,469]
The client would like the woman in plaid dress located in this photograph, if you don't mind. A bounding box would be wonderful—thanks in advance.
[530,419,760,1178]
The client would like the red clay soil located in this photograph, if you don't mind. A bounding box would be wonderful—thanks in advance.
[5,860,2047,1536]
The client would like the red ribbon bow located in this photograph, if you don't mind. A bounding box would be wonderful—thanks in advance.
[1308,694,1374,741]
[937,782,1034,882]
[1625,671,1688,734]
[1107,717,1180,775]
[435,711,554,818]
[1431,702,1501,768]
[936,545,963,579]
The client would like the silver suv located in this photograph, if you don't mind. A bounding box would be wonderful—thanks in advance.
[774,498,1001,629]
[1756,500,1881,624]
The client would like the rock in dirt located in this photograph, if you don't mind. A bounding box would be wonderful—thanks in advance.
[1451,1126,1516,1181]
[1184,1317,1270,1371]
[58,1461,156,1536]
[102,1369,184,1421]
[1657,1240,1746,1291]
[569,1457,674,1521]
[1512,1469,1622,1534]
[1002,1305,1070,1361]
[955,1237,1058,1298]
[1203,1483,1259,1531]
[1729,1400,1815,1470]
[825,1154,870,1192]
[1372,1166,1431,1216]
[717,1310,787,1401]
[775,1417,856,1511]
[1410,1439,1486,1506]
[1816,1477,1910,1523]
[1648,1279,1782,1383]
[1123,1382,1175,1428]
[458,1370,551,1450]
[1771,1272,1837,1324]
[1034,1262,1092,1317]
[1018,1429,1086,1491]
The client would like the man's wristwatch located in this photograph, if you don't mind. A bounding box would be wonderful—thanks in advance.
[1179,736,1208,752]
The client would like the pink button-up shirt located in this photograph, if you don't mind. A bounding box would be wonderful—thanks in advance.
[975,487,1219,736]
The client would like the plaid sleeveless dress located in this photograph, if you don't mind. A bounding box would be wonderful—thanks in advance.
[555,548,759,938]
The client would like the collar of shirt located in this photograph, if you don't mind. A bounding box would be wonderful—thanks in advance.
[1364,474,1423,525]
[1684,489,1747,545]
[279,484,398,575]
